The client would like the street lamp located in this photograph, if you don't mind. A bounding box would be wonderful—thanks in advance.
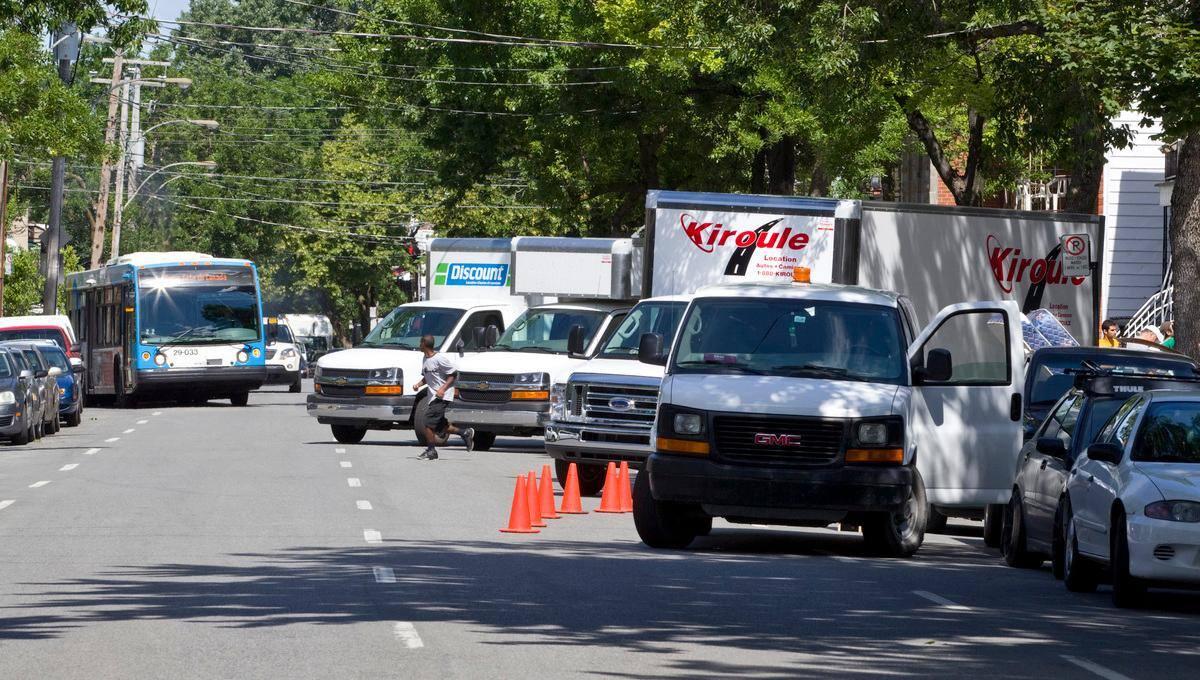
[113,160,216,259]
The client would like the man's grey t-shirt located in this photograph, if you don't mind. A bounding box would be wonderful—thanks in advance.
[422,352,458,401]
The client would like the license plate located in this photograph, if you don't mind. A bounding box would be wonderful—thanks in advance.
[207,358,223,366]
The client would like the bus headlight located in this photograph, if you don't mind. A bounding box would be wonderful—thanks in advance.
[237,350,249,363]
[0,391,15,405]
[154,353,166,366]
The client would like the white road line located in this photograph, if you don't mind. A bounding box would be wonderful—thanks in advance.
[392,622,424,649]
[347,478,362,487]
[340,461,353,468]
[152,411,162,416]
[363,529,383,544]
[105,437,120,443]
[83,447,100,455]
[373,567,396,583]
[137,419,148,425]
[356,500,373,510]
[0,500,14,511]
[123,428,135,434]
[335,447,346,454]
[815,549,853,563]
[913,590,971,612]
[59,464,79,471]
[1061,655,1134,680]
[29,481,51,489]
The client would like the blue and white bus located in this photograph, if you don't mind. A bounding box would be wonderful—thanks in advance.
[66,252,268,406]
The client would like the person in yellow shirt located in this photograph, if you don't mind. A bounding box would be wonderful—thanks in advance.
[1098,319,1121,348]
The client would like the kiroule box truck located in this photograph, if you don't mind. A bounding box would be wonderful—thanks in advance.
[556,190,1102,536]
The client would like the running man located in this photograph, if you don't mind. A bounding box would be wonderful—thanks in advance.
[412,335,475,460]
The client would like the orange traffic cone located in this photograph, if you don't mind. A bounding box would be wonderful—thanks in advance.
[618,461,633,513]
[526,471,547,527]
[559,462,587,514]
[596,462,623,513]
[538,465,561,520]
[499,476,539,533]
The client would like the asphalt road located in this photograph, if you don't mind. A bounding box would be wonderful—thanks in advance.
[2,385,1198,679]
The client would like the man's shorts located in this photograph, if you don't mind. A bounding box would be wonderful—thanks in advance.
[424,398,450,434]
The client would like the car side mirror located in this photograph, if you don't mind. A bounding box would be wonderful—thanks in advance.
[1086,442,1124,465]
[915,348,953,384]
[455,338,465,357]
[638,333,667,366]
[36,370,48,379]
[567,324,586,358]
[71,363,85,374]
[18,370,32,382]
[1035,436,1067,458]
[471,326,486,349]
[484,325,500,348]
[48,367,63,377]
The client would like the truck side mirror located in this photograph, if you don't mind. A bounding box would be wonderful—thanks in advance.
[638,333,667,366]
[1086,442,1124,465]
[567,324,586,358]
[471,326,486,349]
[484,325,500,348]
[1035,436,1067,458]
[915,348,953,384]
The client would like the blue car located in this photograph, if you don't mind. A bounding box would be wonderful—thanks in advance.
[33,341,83,427]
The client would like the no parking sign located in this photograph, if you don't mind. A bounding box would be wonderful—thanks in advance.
[1060,233,1091,277]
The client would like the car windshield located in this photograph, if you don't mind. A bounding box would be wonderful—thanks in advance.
[671,298,907,384]
[1030,355,1197,405]
[0,328,65,350]
[0,352,12,378]
[139,266,261,345]
[1133,401,1200,463]
[598,302,686,359]
[272,324,295,343]
[492,308,609,354]
[361,307,461,350]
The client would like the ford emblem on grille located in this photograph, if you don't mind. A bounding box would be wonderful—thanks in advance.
[608,397,633,411]
[753,433,803,447]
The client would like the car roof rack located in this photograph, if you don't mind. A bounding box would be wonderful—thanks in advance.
[1066,362,1200,394]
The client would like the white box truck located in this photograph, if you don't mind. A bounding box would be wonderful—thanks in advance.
[306,238,528,444]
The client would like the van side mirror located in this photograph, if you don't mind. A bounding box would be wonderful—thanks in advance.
[567,324,586,358]
[455,338,465,357]
[638,333,667,366]
[484,325,500,348]
[914,348,953,384]
[1035,437,1067,458]
[471,326,486,349]
[1086,442,1124,465]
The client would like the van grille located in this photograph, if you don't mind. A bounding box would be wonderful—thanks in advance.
[319,385,365,398]
[457,389,511,403]
[578,384,658,426]
[712,415,845,467]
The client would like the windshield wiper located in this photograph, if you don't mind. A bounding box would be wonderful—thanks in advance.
[676,360,765,375]
[489,343,513,351]
[515,345,559,353]
[383,341,418,350]
[774,364,849,377]
[161,326,214,344]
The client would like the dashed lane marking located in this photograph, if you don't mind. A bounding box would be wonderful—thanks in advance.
[335,447,346,454]
[363,529,383,544]
[29,481,51,489]
[123,429,135,434]
[1061,655,1135,680]
[137,419,148,425]
[104,437,119,443]
[340,461,352,468]
[357,500,373,510]
[913,590,971,612]
[348,478,362,487]
[392,622,424,649]
[84,448,100,455]
[59,464,78,471]
[373,567,396,583]
[0,500,14,511]
[152,411,162,416]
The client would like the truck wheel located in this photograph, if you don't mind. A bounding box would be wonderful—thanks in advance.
[230,392,250,407]
[1111,510,1146,608]
[331,425,367,444]
[863,469,927,557]
[926,505,948,534]
[632,468,701,549]
[1062,499,1099,593]
[289,376,302,393]
[471,431,496,451]
[554,460,606,497]
[983,503,1004,548]
[1002,494,1043,569]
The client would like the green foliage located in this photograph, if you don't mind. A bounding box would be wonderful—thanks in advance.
[3,250,42,315]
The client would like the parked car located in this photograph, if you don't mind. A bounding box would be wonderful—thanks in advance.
[0,314,79,358]
[0,348,37,445]
[32,341,84,427]
[4,347,46,439]
[1002,369,1200,573]
[1,341,62,436]
[1061,390,1200,607]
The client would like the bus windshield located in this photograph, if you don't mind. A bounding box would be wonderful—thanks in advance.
[138,266,261,345]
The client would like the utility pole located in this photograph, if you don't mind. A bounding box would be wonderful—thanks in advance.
[127,69,142,194]
[44,25,78,315]
[111,74,131,263]
[0,159,9,316]
[91,49,123,269]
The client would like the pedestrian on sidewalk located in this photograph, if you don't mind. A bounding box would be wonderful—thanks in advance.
[412,334,474,460]
[1098,319,1122,348]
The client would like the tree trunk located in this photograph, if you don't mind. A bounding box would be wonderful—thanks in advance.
[1062,85,1107,215]
[750,146,766,194]
[1170,134,1200,358]
[895,97,984,206]
[766,135,796,195]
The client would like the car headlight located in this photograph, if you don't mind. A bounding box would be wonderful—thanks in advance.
[549,383,567,420]
[281,348,298,359]
[367,367,401,384]
[237,350,249,363]
[856,422,888,445]
[673,413,703,435]
[0,391,14,405]
[513,372,548,386]
[1145,500,1200,522]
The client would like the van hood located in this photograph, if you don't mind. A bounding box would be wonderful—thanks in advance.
[570,357,664,381]
[663,374,900,418]
[318,347,423,371]
[455,350,587,385]
[1136,463,1200,501]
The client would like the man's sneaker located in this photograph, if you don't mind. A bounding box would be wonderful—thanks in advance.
[417,447,438,461]
[462,428,476,452]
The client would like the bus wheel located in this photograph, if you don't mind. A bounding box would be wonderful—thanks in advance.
[113,361,129,409]
[230,392,250,407]
[331,425,366,444]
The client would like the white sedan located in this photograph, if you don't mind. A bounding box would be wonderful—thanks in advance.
[1061,390,1200,607]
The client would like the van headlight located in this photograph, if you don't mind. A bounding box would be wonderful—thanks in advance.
[857,423,888,445]
[367,367,401,384]
[513,372,549,387]
[0,391,14,405]
[673,413,703,435]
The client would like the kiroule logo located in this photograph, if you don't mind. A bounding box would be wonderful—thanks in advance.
[986,234,1084,294]
[434,262,509,287]
[680,214,807,277]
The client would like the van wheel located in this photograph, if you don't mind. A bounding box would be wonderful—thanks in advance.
[555,460,606,497]
[1063,499,1099,593]
[863,469,926,557]
[331,425,366,444]
[471,431,496,451]
[1111,510,1146,608]
[633,468,702,549]
[1002,493,1044,568]
[926,505,948,534]
[230,392,250,407]
[983,503,1004,548]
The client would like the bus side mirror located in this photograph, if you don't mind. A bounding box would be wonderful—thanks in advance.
[567,325,586,358]
[638,333,666,366]
[484,325,500,348]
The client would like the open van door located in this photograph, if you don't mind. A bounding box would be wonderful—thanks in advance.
[907,301,1025,512]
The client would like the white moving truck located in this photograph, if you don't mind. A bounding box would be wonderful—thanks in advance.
[306,239,527,444]
[447,237,637,445]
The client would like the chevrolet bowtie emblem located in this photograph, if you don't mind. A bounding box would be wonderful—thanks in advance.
[477,381,490,390]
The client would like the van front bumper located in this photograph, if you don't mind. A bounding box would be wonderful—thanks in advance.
[647,453,912,514]
[545,421,652,467]
[447,402,548,435]
[306,393,416,427]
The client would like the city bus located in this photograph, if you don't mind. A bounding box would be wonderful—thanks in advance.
[65,252,268,406]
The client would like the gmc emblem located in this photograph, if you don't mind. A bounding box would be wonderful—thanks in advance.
[754,433,803,447]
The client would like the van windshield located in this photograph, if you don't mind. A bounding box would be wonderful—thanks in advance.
[599,302,686,359]
[671,298,907,384]
[361,307,461,350]
[493,308,609,354]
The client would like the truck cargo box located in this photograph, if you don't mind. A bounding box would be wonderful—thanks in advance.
[511,237,635,300]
